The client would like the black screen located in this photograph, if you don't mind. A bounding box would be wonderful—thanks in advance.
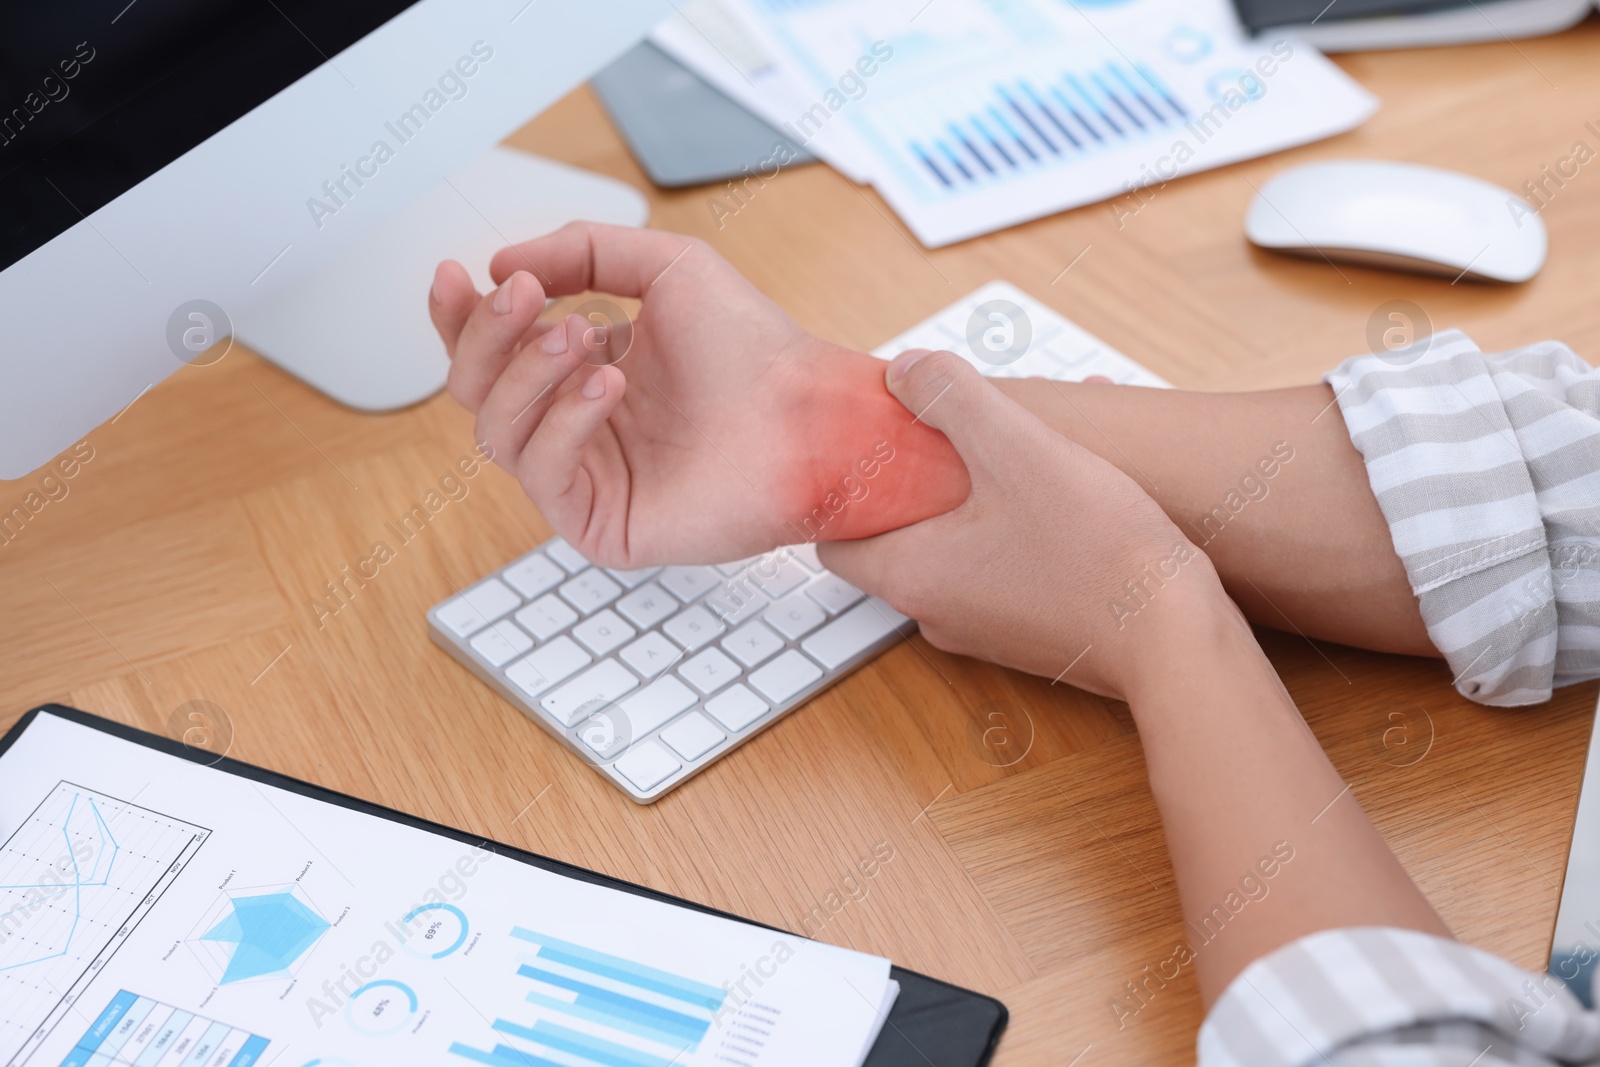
[0,0,423,272]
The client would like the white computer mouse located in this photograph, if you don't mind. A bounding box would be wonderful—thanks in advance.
[1244,160,1547,283]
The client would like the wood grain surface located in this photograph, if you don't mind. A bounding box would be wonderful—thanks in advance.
[4,22,1599,1065]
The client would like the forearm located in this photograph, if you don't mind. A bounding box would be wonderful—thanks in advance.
[996,378,1434,657]
[1127,584,1450,1003]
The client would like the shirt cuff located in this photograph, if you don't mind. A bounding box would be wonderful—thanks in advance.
[1199,926,1600,1067]
[1325,329,1600,706]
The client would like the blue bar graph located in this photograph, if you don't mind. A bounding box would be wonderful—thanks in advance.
[449,1043,565,1067]
[900,59,1190,193]
[450,928,728,1067]
[497,1019,677,1067]
[520,989,702,1048]
[516,966,708,1043]
[511,929,725,1009]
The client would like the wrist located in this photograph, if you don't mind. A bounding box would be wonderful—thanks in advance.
[1119,577,1264,715]
[783,344,970,544]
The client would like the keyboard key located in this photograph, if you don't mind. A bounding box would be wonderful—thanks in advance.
[749,555,809,599]
[614,741,681,792]
[619,632,683,678]
[571,610,636,656]
[661,712,725,761]
[704,684,768,733]
[802,598,910,669]
[575,708,631,760]
[558,569,623,615]
[716,555,761,576]
[748,650,823,704]
[616,583,676,629]
[501,553,564,599]
[545,538,590,573]
[616,675,698,736]
[606,566,662,589]
[436,578,521,637]
[678,647,741,695]
[469,620,533,667]
[659,565,721,603]
[577,676,697,758]
[662,605,724,651]
[703,583,768,626]
[515,595,577,641]
[764,593,826,640]
[540,658,639,727]
[504,637,591,701]
[722,621,784,668]
[789,542,824,571]
[805,574,864,615]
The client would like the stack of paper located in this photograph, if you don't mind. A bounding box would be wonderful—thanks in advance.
[0,710,899,1067]
[653,0,1377,247]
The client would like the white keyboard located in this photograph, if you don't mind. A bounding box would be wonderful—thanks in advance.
[428,281,1163,802]
[429,539,915,802]
[870,279,1170,387]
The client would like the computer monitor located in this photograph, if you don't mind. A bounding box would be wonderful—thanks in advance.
[0,0,667,479]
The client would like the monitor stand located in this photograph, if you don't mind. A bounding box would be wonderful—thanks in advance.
[235,147,649,411]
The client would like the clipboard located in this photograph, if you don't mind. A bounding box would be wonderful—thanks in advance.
[2,705,1007,1067]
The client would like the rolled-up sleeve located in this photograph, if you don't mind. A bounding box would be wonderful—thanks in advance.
[1199,927,1600,1066]
[1326,330,1600,706]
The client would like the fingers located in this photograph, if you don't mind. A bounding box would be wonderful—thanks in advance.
[882,349,1030,479]
[816,519,941,619]
[815,536,896,601]
[516,364,627,519]
[445,270,548,412]
[429,259,477,359]
[473,314,589,464]
[489,222,702,298]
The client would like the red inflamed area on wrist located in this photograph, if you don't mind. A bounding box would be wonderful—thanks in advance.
[784,348,971,544]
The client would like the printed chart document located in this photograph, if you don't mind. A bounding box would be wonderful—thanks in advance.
[654,0,1378,247]
[0,710,897,1067]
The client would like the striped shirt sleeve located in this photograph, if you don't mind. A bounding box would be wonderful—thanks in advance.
[1326,330,1600,706]
[1198,927,1600,1067]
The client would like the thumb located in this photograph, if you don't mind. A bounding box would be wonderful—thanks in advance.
[883,348,1013,478]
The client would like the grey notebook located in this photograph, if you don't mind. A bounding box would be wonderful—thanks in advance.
[590,41,814,189]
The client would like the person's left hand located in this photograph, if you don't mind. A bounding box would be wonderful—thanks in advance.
[820,350,1228,700]
[427,223,969,567]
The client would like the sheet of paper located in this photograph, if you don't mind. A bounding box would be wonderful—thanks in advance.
[656,0,1378,247]
[0,711,894,1067]
[872,280,1170,387]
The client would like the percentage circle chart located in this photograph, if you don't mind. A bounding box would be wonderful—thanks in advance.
[401,902,469,960]
[1164,25,1214,63]
[343,979,418,1036]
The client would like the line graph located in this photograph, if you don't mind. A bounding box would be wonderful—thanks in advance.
[0,783,208,1067]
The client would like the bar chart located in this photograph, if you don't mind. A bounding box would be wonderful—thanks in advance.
[889,58,1190,194]
[448,928,728,1067]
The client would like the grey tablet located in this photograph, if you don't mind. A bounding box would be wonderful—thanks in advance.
[590,41,815,188]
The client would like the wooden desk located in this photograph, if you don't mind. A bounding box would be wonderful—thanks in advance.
[5,23,1599,1064]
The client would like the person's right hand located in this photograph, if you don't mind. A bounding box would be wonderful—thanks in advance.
[428,223,969,568]
[821,350,1235,701]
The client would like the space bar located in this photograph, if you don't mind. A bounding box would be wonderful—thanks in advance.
[800,598,910,669]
